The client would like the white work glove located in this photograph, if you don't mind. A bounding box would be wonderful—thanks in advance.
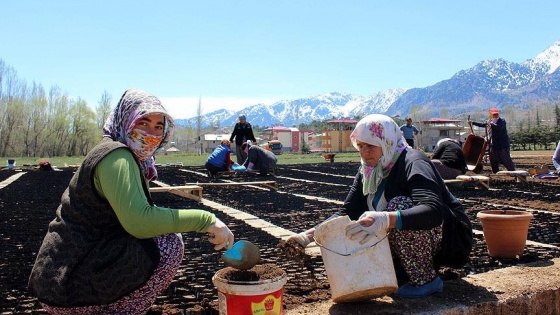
[287,231,313,248]
[345,211,390,245]
[207,218,235,250]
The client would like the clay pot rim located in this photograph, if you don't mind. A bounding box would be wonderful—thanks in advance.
[476,209,534,220]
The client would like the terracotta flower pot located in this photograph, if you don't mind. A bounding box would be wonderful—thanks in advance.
[476,210,534,258]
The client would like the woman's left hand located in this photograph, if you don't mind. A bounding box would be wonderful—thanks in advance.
[346,211,390,244]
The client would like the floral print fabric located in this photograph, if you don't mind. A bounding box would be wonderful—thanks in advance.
[387,196,442,285]
[349,114,408,196]
[41,233,184,315]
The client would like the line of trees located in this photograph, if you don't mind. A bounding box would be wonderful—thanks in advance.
[0,59,215,158]
[509,104,560,150]
[2,58,559,158]
[0,59,113,158]
[510,126,560,150]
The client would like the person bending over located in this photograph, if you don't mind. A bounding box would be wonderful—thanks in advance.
[205,139,236,177]
[241,142,278,176]
[431,138,467,179]
[288,114,472,299]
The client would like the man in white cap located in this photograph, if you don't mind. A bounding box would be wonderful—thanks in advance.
[229,114,256,164]
[468,108,515,173]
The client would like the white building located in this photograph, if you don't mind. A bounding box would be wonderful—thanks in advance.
[260,126,313,153]
[201,133,231,153]
[416,118,465,152]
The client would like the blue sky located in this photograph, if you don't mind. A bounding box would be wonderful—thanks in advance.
[2,1,560,119]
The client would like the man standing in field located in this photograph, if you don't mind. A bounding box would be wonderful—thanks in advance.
[229,114,256,164]
[400,117,419,148]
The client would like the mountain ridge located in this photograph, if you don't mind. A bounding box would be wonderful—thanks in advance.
[176,40,560,128]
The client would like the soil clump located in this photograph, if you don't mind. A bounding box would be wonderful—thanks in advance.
[215,264,286,282]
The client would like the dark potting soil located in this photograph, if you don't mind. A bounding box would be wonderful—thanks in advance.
[3,156,560,314]
[215,264,286,282]
[0,170,19,182]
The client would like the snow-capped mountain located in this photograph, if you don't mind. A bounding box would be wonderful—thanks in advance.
[175,90,406,127]
[385,41,560,117]
[177,40,560,127]
[524,40,560,75]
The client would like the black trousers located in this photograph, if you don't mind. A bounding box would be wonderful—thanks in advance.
[405,138,414,148]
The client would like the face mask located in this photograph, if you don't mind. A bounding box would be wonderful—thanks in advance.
[126,129,162,161]
[492,118,498,124]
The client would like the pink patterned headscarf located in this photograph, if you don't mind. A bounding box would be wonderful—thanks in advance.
[350,114,407,196]
[103,89,174,181]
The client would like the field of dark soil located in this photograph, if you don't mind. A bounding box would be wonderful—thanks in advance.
[1,154,560,314]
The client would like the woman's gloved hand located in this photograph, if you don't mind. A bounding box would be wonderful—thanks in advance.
[346,211,390,244]
[207,218,235,250]
[287,230,313,248]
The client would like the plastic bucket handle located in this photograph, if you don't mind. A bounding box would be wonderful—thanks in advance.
[313,232,390,257]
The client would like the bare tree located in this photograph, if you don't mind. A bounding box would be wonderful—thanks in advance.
[68,98,98,155]
[0,59,6,144]
[196,97,203,155]
[96,90,113,129]
[43,86,71,157]
[555,103,560,130]
[22,82,48,157]
[0,68,26,157]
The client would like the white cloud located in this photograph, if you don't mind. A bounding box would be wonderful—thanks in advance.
[160,96,280,119]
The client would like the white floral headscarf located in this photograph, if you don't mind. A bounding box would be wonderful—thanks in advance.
[103,88,174,181]
[350,114,408,196]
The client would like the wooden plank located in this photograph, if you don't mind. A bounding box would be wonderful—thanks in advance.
[149,185,202,192]
[228,212,259,221]
[244,219,276,229]
[149,185,203,201]
[183,181,277,191]
[0,172,27,190]
[444,179,463,185]
[213,170,259,179]
[261,226,294,237]
[169,189,202,201]
[492,171,530,184]
[451,175,491,189]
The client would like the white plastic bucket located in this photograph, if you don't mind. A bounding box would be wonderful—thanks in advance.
[7,159,15,169]
[314,215,397,302]
[212,267,287,315]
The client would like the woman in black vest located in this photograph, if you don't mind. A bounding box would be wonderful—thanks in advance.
[29,89,234,314]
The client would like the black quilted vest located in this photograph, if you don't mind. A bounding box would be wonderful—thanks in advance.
[28,138,160,306]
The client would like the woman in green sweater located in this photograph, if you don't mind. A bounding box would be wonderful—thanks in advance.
[28,88,234,314]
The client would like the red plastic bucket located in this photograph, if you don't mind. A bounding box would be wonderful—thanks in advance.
[212,266,287,315]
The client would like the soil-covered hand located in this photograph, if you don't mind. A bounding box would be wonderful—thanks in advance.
[287,231,312,247]
[207,218,234,250]
[277,238,310,263]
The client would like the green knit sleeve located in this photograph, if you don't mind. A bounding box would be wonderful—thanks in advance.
[94,148,216,239]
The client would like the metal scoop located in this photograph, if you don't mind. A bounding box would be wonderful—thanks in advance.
[221,240,261,270]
